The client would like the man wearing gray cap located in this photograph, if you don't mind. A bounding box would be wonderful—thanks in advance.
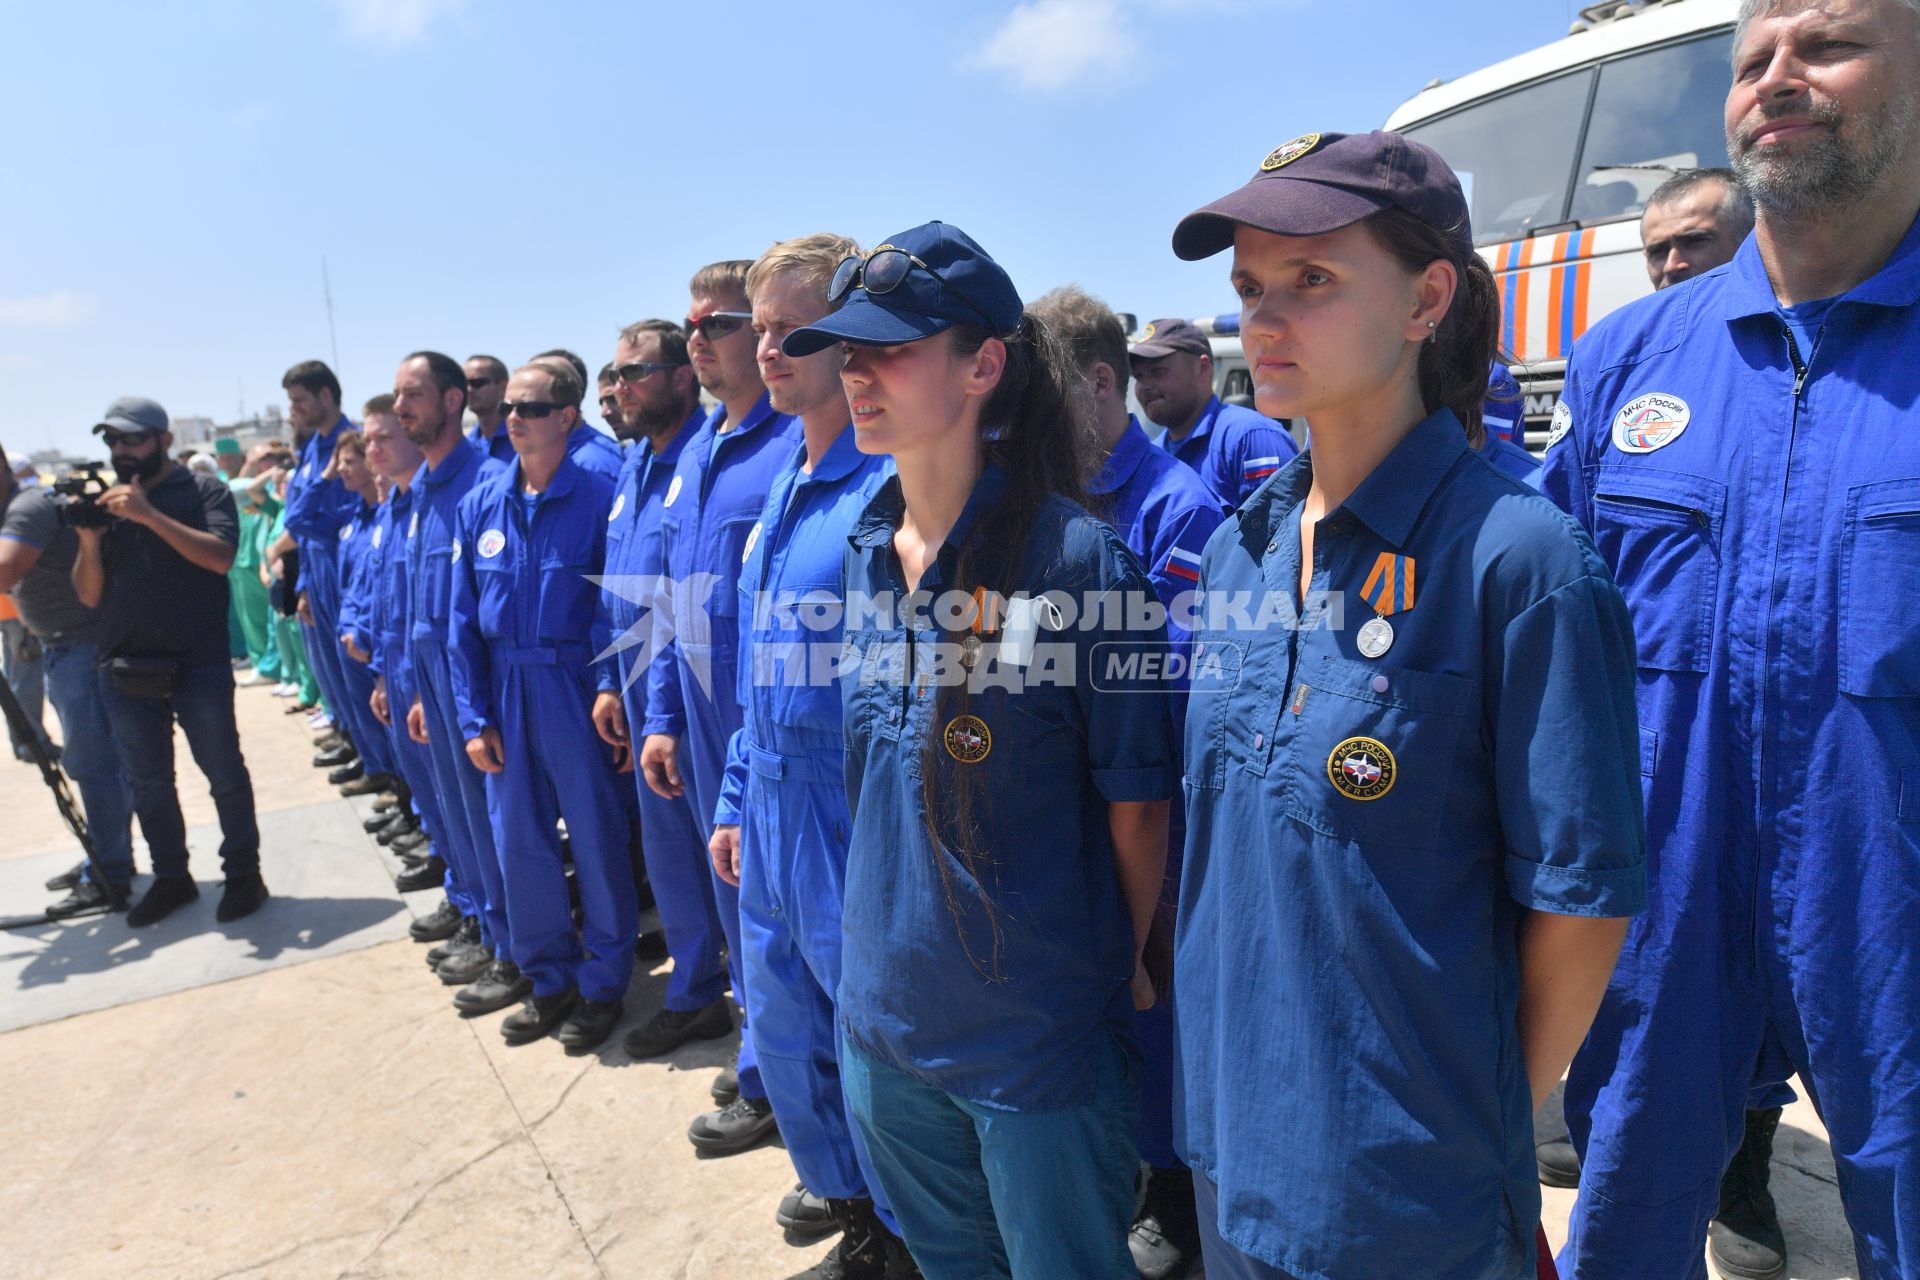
[1128,316,1297,511]
[70,396,266,927]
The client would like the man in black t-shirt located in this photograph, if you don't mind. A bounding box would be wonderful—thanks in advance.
[71,397,266,927]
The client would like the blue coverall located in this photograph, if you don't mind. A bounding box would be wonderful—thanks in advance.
[449,456,636,1003]
[366,485,455,901]
[1540,221,1920,1280]
[1162,396,1298,512]
[281,416,360,726]
[644,392,800,1101]
[406,439,510,951]
[1086,416,1223,1172]
[331,498,396,781]
[599,407,730,1015]
[713,424,893,1206]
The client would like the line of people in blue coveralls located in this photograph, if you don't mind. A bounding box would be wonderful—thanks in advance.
[262,10,1920,1272]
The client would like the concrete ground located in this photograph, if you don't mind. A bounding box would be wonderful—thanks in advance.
[0,672,1862,1278]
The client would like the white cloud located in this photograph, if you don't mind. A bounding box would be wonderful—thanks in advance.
[331,0,467,49]
[966,0,1140,93]
[0,290,98,327]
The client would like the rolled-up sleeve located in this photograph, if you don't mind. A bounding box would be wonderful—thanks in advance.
[1493,572,1648,918]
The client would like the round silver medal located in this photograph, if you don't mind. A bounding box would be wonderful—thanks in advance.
[1357,615,1395,659]
[959,634,983,670]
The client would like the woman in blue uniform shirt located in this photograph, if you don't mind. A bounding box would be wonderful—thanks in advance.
[780,221,1179,1280]
[1169,132,1648,1280]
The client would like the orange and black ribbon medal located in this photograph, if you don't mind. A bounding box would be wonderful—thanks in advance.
[1357,553,1415,659]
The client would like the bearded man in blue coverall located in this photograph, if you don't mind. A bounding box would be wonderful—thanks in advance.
[1540,3,1920,1275]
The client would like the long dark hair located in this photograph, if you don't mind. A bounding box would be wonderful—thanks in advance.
[1364,208,1505,448]
[918,312,1095,979]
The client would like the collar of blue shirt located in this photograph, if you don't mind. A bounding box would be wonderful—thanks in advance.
[1259,407,1468,548]
[506,452,581,501]
[850,461,1010,564]
[1088,416,1154,497]
[1719,210,1920,321]
[420,434,482,488]
[711,389,782,437]
[797,420,868,487]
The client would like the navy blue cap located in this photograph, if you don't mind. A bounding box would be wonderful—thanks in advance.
[92,395,170,436]
[782,221,1025,357]
[1172,130,1473,261]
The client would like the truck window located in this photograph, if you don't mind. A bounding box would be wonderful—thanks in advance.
[1402,70,1593,245]
[1570,31,1736,223]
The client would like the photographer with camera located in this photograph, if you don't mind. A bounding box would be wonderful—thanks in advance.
[0,442,137,916]
[69,397,266,927]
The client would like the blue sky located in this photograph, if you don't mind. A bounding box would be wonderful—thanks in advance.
[0,0,1579,458]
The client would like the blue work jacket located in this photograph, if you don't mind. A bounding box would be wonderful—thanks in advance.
[1164,396,1297,512]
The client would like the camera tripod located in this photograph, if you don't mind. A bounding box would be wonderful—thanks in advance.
[0,668,125,930]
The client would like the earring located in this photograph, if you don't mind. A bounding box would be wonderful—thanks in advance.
[1426,320,1438,343]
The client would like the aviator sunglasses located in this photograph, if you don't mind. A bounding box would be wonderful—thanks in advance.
[614,359,691,384]
[827,248,998,328]
[504,401,563,420]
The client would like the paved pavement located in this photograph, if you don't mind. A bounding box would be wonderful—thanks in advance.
[0,670,1863,1278]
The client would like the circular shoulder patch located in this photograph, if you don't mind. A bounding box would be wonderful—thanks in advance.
[477,528,506,559]
[608,492,626,523]
[943,714,992,765]
[1546,399,1573,449]
[1610,392,1690,454]
[1260,132,1323,172]
[451,538,462,564]
[1327,735,1396,801]
[664,475,683,508]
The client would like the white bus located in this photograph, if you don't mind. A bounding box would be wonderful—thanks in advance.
[1385,0,1739,448]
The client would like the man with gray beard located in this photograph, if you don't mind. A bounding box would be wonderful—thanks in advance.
[1539,2,1920,1277]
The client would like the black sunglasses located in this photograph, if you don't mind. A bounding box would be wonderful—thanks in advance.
[683,312,751,340]
[614,359,690,385]
[828,249,998,329]
[504,400,562,420]
[466,376,498,390]
[101,430,156,449]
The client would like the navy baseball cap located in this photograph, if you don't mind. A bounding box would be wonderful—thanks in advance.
[1172,130,1474,262]
[92,395,170,436]
[1130,318,1212,360]
[782,221,1025,358]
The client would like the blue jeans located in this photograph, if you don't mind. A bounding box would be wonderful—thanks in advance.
[42,641,135,888]
[98,660,259,882]
[2,616,54,759]
[841,1029,1139,1280]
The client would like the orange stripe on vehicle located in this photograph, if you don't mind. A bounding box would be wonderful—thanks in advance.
[1512,238,1535,360]
[1573,229,1595,340]
[1546,232,1569,357]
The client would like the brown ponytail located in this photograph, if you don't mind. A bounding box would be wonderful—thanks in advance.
[1365,208,1506,449]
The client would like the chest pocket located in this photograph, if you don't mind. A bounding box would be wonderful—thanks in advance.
[709,514,760,622]
[416,542,455,626]
[1841,478,1920,698]
[1590,466,1726,674]
[1282,656,1480,852]
[1182,630,1249,789]
[841,631,907,745]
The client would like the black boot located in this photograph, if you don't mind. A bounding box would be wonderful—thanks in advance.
[788,1197,894,1280]
[1129,1164,1201,1280]
[1710,1107,1787,1280]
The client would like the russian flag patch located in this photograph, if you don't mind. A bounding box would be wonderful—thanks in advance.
[1244,456,1282,481]
[1165,546,1203,582]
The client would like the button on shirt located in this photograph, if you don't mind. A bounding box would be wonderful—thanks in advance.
[598,408,705,699]
[838,466,1180,1110]
[447,456,615,739]
[1177,409,1646,1279]
[1163,395,1298,512]
[642,392,801,739]
[715,423,893,825]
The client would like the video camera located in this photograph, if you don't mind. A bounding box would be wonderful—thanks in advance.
[51,462,115,529]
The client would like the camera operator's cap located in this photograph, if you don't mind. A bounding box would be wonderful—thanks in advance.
[213,437,242,456]
[781,221,1025,358]
[1172,130,1474,262]
[92,395,170,437]
[1129,318,1212,360]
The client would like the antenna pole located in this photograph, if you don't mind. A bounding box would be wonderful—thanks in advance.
[322,255,341,376]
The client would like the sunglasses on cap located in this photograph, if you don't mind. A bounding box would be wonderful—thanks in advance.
[101,430,157,449]
[683,312,751,340]
[504,401,564,420]
[828,248,998,329]
[614,359,690,385]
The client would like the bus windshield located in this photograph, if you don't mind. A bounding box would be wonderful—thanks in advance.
[1402,29,1734,246]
